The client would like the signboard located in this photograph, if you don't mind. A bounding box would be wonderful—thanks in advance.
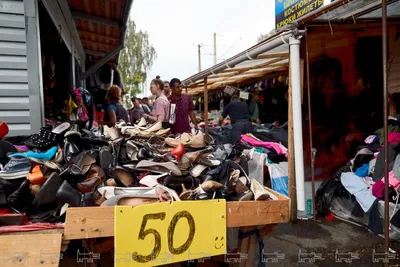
[239,91,249,100]
[275,0,326,30]
[115,200,227,266]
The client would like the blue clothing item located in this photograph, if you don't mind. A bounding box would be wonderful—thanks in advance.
[9,146,57,160]
[341,172,376,212]
[354,164,369,177]
[108,104,116,112]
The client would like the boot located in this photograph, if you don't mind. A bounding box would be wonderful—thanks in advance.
[7,179,32,213]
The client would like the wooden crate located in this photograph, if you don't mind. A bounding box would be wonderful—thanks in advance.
[0,229,63,267]
[63,187,289,240]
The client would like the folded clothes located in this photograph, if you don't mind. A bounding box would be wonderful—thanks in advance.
[241,135,288,156]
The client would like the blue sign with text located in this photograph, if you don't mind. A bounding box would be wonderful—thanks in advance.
[275,0,325,30]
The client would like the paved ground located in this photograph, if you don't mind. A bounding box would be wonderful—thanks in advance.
[263,219,400,267]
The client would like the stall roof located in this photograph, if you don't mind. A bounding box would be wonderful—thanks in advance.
[185,40,290,96]
[310,0,400,22]
[67,0,133,64]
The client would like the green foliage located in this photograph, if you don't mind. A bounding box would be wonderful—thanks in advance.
[118,18,157,97]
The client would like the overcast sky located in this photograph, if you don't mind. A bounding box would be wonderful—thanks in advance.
[130,0,275,97]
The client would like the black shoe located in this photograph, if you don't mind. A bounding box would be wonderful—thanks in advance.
[111,138,124,167]
[55,181,95,215]
[33,172,63,206]
[7,179,32,213]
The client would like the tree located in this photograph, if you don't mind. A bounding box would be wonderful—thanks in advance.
[257,28,277,42]
[118,18,157,97]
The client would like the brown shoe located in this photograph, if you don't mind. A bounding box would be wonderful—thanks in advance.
[77,165,106,193]
[235,179,253,201]
[165,132,206,148]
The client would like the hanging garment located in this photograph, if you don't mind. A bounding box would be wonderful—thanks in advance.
[341,172,376,212]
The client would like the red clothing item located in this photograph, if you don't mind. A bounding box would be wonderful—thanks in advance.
[168,94,194,134]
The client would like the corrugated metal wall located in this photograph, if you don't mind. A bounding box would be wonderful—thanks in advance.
[0,0,30,136]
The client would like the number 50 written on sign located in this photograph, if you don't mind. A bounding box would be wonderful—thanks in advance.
[115,200,227,266]
[133,211,195,263]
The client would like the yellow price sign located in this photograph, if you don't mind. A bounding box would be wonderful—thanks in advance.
[115,199,227,266]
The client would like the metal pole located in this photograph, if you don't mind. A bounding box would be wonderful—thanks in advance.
[213,33,217,65]
[305,26,316,221]
[382,0,389,264]
[290,36,306,211]
[198,44,202,72]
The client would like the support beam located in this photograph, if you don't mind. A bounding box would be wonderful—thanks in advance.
[84,49,107,57]
[71,10,120,27]
[289,36,305,212]
[204,77,209,139]
[288,59,297,222]
[79,45,123,81]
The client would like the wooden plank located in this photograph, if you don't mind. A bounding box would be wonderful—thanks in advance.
[64,187,289,240]
[257,52,289,59]
[64,206,114,240]
[0,232,62,266]
[226,200,289,227]
[288,58,297,222]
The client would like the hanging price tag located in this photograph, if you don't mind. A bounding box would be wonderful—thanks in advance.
[115,200,226,266]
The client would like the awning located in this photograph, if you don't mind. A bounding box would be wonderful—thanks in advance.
[184,31,293,96]
[68,0,133,64]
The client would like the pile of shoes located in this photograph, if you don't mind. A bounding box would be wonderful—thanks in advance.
[0,121,277,226]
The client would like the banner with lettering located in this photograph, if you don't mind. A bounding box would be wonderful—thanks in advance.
[275,0,325,30]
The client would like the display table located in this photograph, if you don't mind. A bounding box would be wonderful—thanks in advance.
[0,187,289,267]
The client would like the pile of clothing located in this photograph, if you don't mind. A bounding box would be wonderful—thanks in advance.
[0,120,280,227]
[208,123,289,196]
[316,118,400,240]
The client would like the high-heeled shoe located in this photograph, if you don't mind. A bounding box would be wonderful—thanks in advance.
[226,169,240,193]
[233,179,253,201]
[111,167,136,187]
[179,181,224,200]
[250,179,270,200]
[7,179,32,213]
[139,173,169,188]
[77,165,105,193]
[69,152,96,176]
[171,144,185,162]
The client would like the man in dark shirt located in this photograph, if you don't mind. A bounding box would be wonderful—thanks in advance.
[219,95,253,143]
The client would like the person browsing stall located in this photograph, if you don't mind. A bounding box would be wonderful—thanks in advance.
[142,78,171,128]
[103,85,129,126]
[168,78,198,134]
[219,95,253,143]
[164,80,171,97]
[129,97,144,123]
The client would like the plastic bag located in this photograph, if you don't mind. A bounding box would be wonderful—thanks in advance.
[268,162,288,196]
[243,149,266,185]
